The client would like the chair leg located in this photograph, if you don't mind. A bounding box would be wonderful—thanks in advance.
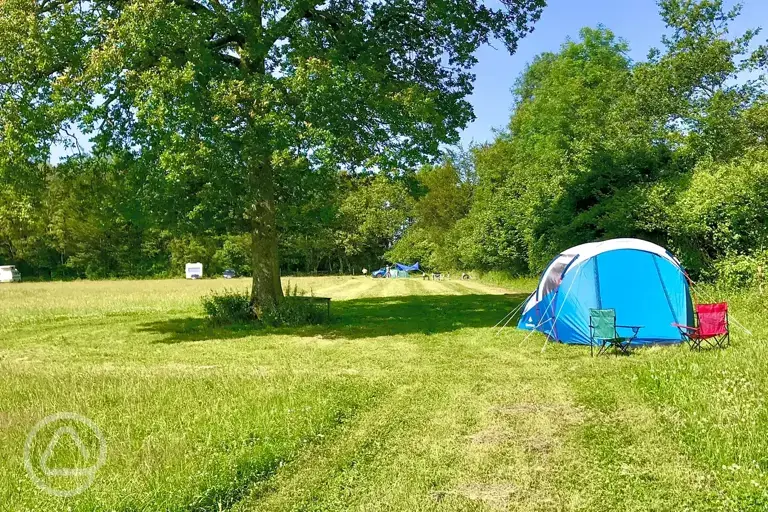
[714,333,730,349]
[600,339,631,356]
[618,340,631,355]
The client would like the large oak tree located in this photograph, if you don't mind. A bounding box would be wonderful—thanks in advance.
[0,0,544,309]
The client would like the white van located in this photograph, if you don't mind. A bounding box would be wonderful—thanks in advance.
[185,262,203,279]
[0,265,21,283]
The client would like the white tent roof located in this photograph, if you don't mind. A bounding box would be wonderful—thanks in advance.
[564,239,681,270]
[531,238,682,305]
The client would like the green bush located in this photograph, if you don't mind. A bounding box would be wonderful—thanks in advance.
[668,151,768,277]
[260,283,328,327]
[202,284,328,327]
[202,289,254,324]
[711,251,768,290]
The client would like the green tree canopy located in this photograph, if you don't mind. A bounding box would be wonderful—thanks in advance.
[447,0,767,277]
[0,0,545,307]
[388,157,473,269]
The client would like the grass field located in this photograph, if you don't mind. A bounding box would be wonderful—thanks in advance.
[1,276,767,511]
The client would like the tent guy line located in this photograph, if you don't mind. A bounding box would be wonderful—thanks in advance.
[684,274,753,337]
[494,295,530,336]
[541,262,585,353]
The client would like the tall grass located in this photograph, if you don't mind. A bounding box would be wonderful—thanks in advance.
[471,269,539,291]
[1,276,767,511]
[628,287,768,508]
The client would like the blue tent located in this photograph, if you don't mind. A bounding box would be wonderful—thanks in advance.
[518,239,693,345]
[372,263,418,278]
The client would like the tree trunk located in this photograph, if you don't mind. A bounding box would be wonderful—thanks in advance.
[241,0,283,312]
[249,152,283,312]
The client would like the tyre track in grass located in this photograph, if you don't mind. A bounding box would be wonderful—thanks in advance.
[315,276,379,301]
[4,276,713,510]
[403,278,462,296]
[446,279,514,296]
[229,335,713,511]
[355,277,412,299]
[229,329,590,511]
[230,381,438,512]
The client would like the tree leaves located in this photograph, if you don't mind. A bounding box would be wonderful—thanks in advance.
[439,1,767,277]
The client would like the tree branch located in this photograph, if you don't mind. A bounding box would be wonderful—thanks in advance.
[0,61,68,85]
[207,0,231,19]
[209,33,246,50]
[174,0,215,15]
[94,90,121,132]
[262,0,325,53]
[182,0,245,53]
[218,53,243,67]
[39,0,70,13]
[302,7,343,32]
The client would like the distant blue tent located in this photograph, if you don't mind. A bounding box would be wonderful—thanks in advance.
[395,262,420,272]
[518,239,693,345]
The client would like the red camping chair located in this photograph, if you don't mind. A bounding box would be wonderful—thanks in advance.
[673,302,730,350]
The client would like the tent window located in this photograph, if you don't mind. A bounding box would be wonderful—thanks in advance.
[537,254,576,299]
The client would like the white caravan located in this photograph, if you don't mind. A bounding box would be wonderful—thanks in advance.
[0,265,21,283]
[185,262,203,279]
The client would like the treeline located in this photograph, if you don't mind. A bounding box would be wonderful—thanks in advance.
[391,1,768,287]
[0,159,415,279]
[2,1,767,286]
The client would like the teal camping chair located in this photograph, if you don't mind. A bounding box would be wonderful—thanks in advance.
[589,309,642,356]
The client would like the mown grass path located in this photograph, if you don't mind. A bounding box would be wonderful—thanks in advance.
[1,277,766,511]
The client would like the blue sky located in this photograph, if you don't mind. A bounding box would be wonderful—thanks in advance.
[460,0,768,146]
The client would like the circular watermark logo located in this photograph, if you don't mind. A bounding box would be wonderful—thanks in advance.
[23,412,107,497]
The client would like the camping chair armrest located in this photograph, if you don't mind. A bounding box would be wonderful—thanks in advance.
[672,323,698,340]
[616,325,643,332]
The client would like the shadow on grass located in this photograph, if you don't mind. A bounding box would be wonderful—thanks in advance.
[139,293,530,344]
